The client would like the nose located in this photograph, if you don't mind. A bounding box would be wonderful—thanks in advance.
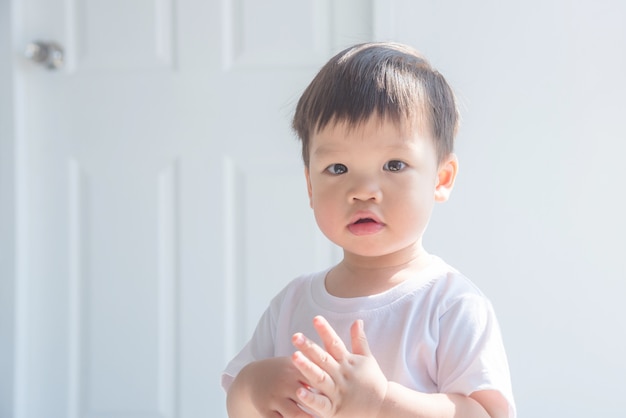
[348,174,382,203]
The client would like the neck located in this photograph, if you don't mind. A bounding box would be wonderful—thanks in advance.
[326,244,433,298]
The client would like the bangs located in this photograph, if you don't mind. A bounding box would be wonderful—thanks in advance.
[293,43,458,165]
[310,47,429,134]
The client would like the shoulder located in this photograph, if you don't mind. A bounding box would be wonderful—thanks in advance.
[421,256,485,297]
[267,268,329,315]
[274,268,327,299]
[419,257,494,319]
[423,259,503,348]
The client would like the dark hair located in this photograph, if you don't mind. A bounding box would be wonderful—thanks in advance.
[292,42,459,166]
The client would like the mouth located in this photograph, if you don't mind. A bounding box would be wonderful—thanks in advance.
[347,214,384,236]
[349,211,383,225]
[354,217,376,224]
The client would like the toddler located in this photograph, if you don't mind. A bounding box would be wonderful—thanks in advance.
[221,42,515,418]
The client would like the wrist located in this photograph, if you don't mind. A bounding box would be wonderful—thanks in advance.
[374,380,391,418]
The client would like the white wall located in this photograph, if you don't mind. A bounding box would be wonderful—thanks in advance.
[389,1,625,416]
[0,0,15,415]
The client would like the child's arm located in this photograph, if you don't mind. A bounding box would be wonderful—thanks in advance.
[291,316,510,418]
[226,356,314,418]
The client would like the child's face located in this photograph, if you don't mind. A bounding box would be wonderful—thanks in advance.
[305,115,457,260]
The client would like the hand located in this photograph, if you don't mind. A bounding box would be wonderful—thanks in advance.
[290,316,388,418]
[227,356,314,418]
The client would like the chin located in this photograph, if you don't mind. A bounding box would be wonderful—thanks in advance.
[343,245,399,258]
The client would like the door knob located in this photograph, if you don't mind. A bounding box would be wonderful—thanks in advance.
[24,41,64,70]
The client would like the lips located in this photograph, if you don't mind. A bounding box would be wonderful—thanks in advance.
[349,211,382,225]
[347,212,384,236]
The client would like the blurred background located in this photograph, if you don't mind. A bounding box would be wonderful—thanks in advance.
[1,0,624,417]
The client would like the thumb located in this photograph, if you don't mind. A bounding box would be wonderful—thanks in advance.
[350,319,372,356]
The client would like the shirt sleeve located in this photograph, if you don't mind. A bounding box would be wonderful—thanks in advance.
[220,304,277,392]
[436,292,516,417]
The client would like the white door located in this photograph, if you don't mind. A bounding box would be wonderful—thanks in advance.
[8,1,379,417]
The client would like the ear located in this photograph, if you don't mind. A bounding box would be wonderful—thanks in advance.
[434,154,458,202]
[304,166,313,208]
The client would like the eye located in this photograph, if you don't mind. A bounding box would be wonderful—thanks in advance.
[383,160,406,172]
[325,163,348,175]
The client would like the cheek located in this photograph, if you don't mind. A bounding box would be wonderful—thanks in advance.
[311,203,339,242]
[311,189,332,216]
[310,189,340,232]
[310,181,336,206]
[389,183,435,218]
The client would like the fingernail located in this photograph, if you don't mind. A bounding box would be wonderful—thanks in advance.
[297,387,309,400]
[293,333,304,345]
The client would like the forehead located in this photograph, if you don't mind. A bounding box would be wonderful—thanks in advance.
[312,114,424,144]
[310,114,436,156]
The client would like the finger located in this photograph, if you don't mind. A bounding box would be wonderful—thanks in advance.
[277,399,315,418]
[296,386,333,418]
[350,319,372,356]
[312,315,349,361]
[275,399,315,418]
[292,333,339,375]
[291,350,335,394]
[292,332,340,371]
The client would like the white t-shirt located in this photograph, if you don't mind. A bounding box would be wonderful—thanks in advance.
[222,256,516,417]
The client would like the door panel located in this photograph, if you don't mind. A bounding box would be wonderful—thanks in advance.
[13,0,375,416]
[224,0,331,68]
